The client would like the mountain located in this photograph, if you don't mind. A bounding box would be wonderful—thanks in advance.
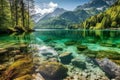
[35,0,117,29]
[32,8,66,23]
[34,8,66,28]
[40,8,66,21]
[76,0,117,11]
[80,0,120,29]
[32,13,45,23]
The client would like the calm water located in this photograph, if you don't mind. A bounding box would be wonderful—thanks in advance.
[0,29,120,80]
[1,30,120,52]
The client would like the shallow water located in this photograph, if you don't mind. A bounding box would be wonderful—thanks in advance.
[0,30,120,80]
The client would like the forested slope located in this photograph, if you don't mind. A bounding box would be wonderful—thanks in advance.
[81,0,120,29]
[0,0,34,33]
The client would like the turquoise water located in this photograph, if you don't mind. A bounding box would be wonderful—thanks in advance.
[1,30,120,53]
[0,30,120,80]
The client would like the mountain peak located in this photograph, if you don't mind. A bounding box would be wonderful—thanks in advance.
[75,0,116,11]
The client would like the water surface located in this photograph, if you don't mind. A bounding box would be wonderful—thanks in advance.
[0,30,120,80]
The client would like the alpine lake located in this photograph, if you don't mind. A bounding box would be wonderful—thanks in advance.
[0,29,120,80]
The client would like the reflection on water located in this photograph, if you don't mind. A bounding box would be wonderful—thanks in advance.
[0,30,120,80]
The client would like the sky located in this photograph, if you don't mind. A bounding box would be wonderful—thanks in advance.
[34,0,89,15]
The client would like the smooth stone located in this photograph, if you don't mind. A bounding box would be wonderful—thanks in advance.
[7,45,20,51]
[100,43,116,47]
[64,40,77,46]
[20,44,28,53]
[0,64,7,71]
[0,48,8,55]
[96,58,120,79]
[3,58,33,79]
[39,46,58,57]
[10,50,21,55]
[59,52,73,64]
[71,58,86,69]
[54,47,63,51]
[14,55,25,61]
[77,45,88,51]
[14,74,32,80]
[38,62,68,80]
[48,58,59,62]
[32,73,45,80]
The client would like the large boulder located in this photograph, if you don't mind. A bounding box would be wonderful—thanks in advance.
[96,58,120,80]
[59,52,73,64]
[38,62,68,80]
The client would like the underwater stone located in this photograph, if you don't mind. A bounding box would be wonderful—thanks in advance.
[3,57,33,79]
[6,45,20,51]
[32,73,45,80]
[20,44,28,53]
[0,48,8,55]
[39,46,58,57]
[0,64,7,71]
[77,45,88,51]
[54,47,63,51]
[10,50,21,55]
[38,62,68,80]
[59,52,73,64]
[96,58,120,80]
[14,74,32,80]
[71,58,86,69]
[14,55,25,61]
[64,40,77,46]
[100,43,116,47]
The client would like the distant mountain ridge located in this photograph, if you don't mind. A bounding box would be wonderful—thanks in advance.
[35,0,117,29]
[39,8,66,22]
[75,0,117,11]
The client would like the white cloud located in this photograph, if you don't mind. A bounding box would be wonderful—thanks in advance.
[35,2,58,15]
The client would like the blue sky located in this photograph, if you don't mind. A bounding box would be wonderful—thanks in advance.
[35,0,90,10]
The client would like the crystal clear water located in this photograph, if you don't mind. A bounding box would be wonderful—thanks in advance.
[0,29,120,80]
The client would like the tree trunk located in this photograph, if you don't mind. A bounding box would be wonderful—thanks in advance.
[15,0,18,26]
[28,0,30,29]
[21,0,25,27]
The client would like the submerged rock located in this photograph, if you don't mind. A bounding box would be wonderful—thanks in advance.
[96,58,120,80]
[14,74,32,80]
[64,40,77,46]
[59,52,73,64]
[3,57,33,80]
[32,73,45,80]
[38,62,68,80]
[100,43,116,47]
[14,55,25,61]
[54,47,63,51]
[71,58,86,69]
[6,45,20,51]
[77,45,88,51]
[20,44,28,53]
[38,46,58,57]
[0,48,8,55]
[0,64,7,71]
